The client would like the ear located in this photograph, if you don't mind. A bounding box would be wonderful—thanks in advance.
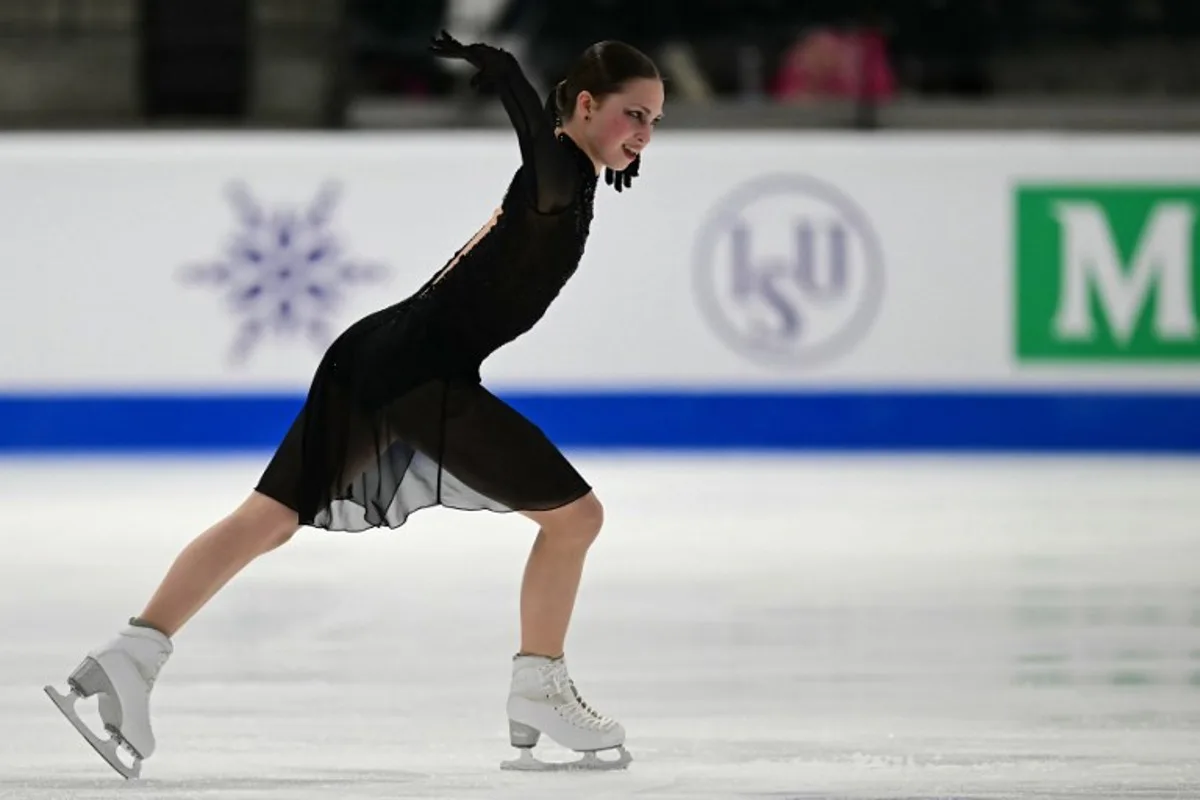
[576,90,597,120]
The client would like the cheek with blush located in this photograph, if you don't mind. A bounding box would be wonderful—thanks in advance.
[595,114,634,158]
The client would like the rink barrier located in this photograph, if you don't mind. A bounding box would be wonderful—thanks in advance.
[3,133,1200,453]
[1,390,1198,453]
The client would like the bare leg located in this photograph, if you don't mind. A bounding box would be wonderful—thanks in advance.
[503,492,627,769]
[517,493,604,658]
[136,491,299,637]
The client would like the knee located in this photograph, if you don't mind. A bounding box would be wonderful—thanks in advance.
[259,522,298,552]
[547,493,604,548]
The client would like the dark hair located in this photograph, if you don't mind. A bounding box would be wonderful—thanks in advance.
[546,41,660,125]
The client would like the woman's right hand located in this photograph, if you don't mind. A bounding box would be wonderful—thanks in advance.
[429,30,514,90]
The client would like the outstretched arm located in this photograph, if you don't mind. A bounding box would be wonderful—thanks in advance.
[430,31,578,213]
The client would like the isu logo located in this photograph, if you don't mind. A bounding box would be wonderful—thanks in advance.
[693,175,885,367]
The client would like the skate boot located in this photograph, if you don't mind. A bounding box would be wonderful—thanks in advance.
[44,623,173,779]
[501,653,631,771]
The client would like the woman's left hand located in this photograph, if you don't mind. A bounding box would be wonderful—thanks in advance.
[605,154,640,193]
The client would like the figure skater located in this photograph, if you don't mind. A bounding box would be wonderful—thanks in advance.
[45,31,664,778]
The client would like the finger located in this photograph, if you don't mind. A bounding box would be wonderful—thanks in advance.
[430,30,462,53]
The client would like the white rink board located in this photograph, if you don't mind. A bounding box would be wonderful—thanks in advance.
[2,132,1200,392]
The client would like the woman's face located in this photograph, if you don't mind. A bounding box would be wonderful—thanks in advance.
[576,78,665,171]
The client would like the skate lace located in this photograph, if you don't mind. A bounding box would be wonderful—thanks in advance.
[145,651,170,688]
[541,661,614,731]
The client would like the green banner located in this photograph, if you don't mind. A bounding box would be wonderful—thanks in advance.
[1015,185,1200,361]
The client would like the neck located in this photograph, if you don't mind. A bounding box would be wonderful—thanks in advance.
[556,123,603,175]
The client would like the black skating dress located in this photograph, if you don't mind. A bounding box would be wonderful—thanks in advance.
[255,47,599,532]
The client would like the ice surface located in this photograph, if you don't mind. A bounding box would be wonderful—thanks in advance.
[1,454,1198,799]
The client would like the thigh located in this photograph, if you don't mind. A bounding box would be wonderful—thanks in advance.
[387,380,592,513]
[255,407,306,512]
[256,382,385,512]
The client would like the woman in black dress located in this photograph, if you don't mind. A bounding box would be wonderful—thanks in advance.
[46,33,665,776]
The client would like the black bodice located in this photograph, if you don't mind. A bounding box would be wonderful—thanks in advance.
[413,49,601,364]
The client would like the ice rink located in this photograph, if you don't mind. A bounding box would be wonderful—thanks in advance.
[2,454,1198,799]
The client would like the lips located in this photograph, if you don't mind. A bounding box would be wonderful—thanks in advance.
[621,144,639,160]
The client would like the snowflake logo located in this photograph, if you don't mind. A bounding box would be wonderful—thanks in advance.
[180,181,389,363]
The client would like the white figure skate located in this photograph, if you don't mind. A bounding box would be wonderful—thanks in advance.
[44,624,173,779]
[501,654,631,771]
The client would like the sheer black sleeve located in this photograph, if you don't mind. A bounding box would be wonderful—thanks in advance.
[482,51,582,214]
[429,34,581,214]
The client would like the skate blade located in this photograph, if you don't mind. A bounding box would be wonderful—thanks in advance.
[43,684,142,780]
[500,745,632,772]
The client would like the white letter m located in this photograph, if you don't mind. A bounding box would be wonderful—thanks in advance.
[1052,201,1197,346]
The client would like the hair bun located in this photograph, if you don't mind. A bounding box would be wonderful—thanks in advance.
[553,80,568,115]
